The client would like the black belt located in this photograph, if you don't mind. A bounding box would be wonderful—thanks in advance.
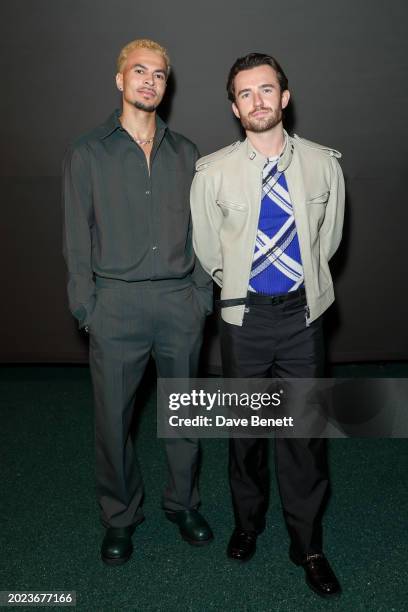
[218,287,306,308]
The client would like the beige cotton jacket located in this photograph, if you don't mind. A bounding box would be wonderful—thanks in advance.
[190,132,345,326]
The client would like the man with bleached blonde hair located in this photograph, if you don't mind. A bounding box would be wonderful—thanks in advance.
[62,39,213,565]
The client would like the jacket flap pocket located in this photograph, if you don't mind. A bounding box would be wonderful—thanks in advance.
[307,191,329,205]
[216,199,247,212]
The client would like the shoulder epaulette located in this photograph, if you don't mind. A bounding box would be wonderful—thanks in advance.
[293,134,342,159]
[196,141,241,171]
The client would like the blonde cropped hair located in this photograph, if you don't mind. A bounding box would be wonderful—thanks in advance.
[116,39,170,76]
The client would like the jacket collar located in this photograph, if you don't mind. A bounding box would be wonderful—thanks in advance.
[99,109,167,140]
[244,130,293,171]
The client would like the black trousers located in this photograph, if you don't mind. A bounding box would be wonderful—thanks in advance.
[220,293,329,561]
[89,277,205,528]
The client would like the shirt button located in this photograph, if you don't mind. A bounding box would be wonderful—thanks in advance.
[145,190,150,195]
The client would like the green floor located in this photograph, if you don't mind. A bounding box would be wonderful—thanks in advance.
[0,365,407,611]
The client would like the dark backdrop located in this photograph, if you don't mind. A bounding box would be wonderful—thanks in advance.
[1,0,407,365]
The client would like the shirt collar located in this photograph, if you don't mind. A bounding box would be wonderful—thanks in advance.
[244,130,293,172]
[99,109,168,140]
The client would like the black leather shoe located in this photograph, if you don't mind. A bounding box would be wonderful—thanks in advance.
[227,528,258,562]
[101,526,135,566]
[165,509,213,546]
[292,553,341,597]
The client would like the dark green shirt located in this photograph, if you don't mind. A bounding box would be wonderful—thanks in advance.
[62,110,212,327]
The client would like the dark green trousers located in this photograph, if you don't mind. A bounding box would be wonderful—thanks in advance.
[89,277,206,528]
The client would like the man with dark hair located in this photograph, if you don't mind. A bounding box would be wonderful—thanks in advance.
[226,53,288,100]
[191,52,344,597]
[62,39,213,566]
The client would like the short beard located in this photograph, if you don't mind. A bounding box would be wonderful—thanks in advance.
[133,100,157,113]
[241,109,282,133]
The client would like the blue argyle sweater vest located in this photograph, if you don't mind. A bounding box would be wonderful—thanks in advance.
[249,158,304,295]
